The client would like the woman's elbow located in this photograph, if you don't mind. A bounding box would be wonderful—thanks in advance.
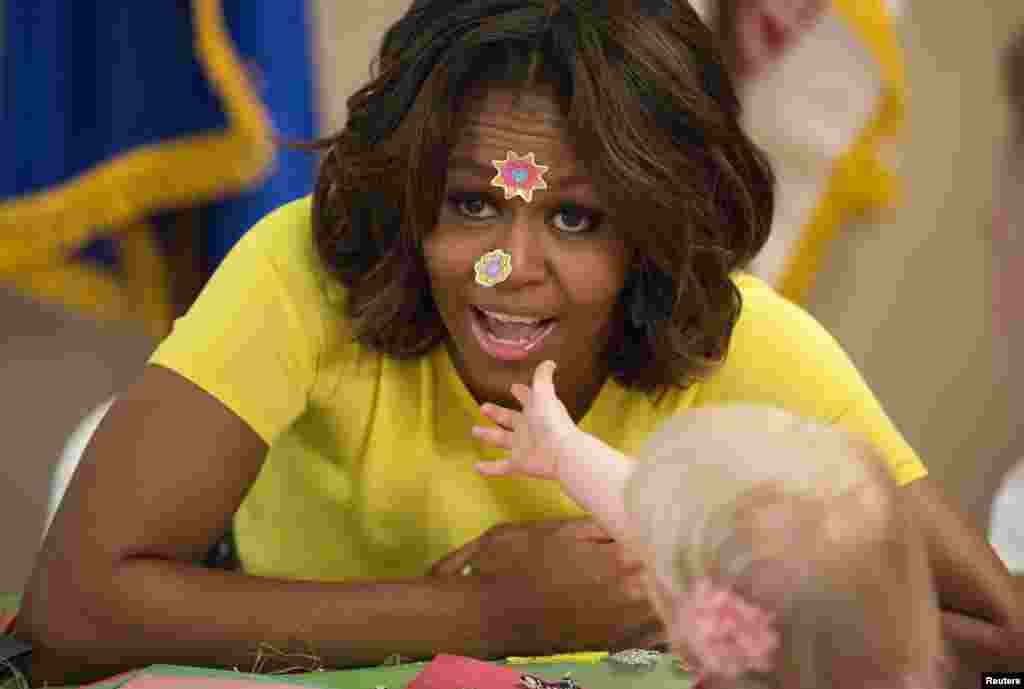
[14,549,120,685]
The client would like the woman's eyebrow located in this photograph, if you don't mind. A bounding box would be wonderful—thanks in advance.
[448,155,497,178]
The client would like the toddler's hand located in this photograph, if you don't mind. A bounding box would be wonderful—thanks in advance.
[472,360,576,480]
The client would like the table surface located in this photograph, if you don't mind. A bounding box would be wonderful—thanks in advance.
[0,593,17,617]
[311,655,692,689]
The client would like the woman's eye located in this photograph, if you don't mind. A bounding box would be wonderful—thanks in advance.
[553,206,596,233]
[451,195,497,220]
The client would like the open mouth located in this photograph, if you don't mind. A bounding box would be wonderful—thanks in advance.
[469,306,558,362]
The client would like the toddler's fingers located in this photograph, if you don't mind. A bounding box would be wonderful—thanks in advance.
[480,402,519,429]
[533,360,557,396]
[474,459,514,475]
[509,383,531,408]
[471,425,513,449]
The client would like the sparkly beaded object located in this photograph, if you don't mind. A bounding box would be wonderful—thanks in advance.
[606,649,662,667]
[491,151,550,203]
[474,248,513,287]
[518,674,578,689]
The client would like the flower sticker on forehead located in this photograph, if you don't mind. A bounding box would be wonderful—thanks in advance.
[491,151,550,203]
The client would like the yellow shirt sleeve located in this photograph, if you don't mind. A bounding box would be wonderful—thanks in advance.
[696,275,927,486]
[149,197,324,446]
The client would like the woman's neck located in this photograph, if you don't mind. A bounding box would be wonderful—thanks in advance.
[559,360,610,424]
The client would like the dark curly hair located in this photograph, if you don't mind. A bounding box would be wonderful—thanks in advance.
[306,0,775,395]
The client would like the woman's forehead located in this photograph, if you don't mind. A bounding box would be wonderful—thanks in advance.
[450,87,590,184]
[455,86,569,146]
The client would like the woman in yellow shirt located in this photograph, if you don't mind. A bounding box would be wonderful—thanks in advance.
[16,0,1020,684]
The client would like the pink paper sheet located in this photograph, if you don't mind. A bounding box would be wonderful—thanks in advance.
[407,655,582,689]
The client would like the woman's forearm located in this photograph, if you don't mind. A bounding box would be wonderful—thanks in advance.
[906,478,1022,628]
[17,557,498,686]
[900,477,1024,671]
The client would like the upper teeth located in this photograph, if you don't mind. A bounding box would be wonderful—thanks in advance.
[481,309,544,324]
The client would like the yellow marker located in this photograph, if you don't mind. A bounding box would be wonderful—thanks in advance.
[505,652,609,665]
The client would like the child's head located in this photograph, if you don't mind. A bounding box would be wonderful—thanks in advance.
[623,404,947,689]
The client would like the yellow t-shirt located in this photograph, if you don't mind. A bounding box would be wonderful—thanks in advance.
[150,196,927,582]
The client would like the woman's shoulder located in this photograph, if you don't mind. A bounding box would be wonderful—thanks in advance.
[234,195,349,317]
[239,196,318,271]
[730,271,785,303]
[728,271,839,350]
[698,272,855,414]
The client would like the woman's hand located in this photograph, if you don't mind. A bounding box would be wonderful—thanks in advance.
[472,360,577,481]
[428,517,662,655]
[942,609,1024,683]
[901,477,1024,681]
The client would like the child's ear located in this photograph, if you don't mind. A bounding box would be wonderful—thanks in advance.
[657,559,798,627]
[732,556,810,613]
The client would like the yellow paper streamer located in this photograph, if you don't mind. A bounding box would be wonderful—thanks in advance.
[777,0,905,305]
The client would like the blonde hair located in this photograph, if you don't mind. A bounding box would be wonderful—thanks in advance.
[624,404,944,689]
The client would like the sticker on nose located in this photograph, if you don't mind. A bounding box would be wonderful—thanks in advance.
[475,249,512,288]
[491,151,550,203]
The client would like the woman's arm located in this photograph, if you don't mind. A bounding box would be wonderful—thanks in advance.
[900,476,1024,671]
[15,365,498,685]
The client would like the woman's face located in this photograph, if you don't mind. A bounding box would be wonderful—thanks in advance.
[423,85,632,417]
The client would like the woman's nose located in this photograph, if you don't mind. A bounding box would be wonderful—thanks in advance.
[497,213,548,286]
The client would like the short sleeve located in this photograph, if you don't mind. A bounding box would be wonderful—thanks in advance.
[696,275,928,486]
[149,198,324,446]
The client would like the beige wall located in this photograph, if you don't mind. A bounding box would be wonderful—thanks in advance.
[808,1,1024,527]
[0,289,153,595]
[308,0,413,135]
[2,0,1019,596]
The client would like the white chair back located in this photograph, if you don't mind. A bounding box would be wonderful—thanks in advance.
[45,397,115,538]
[990,458,1024,574]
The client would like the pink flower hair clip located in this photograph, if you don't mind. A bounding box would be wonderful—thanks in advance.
[679,577,780,685]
